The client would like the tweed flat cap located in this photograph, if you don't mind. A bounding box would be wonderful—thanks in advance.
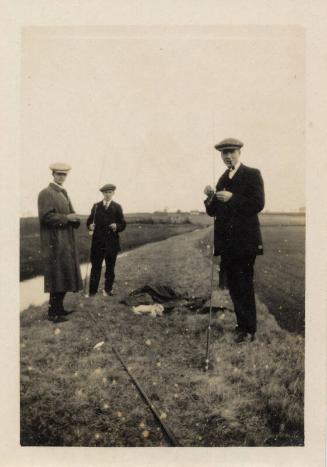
[49,162,72,172]
[100,183,116,192]
[214,138,244,151]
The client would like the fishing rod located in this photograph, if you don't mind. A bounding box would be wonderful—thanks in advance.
[83,150,107,296]
[204,240,216,372]
[83,304,181,446]
[112,345,181,447]
[83,203,98,296]
[204,111,217,372]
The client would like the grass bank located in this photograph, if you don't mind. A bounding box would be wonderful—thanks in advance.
[21,228,304,447]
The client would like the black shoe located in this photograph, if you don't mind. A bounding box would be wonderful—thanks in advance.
[234,331,247,343]
[48,314,68,323]
[250,333,256,342]
[58,309,75,316]
[103,290,114,296]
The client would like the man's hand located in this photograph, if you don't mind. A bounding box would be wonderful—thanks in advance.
[109,223,117,232]
[89,223,95,231]
[204,185,215,196]
[216,190,233,203]
[67,213,80,222]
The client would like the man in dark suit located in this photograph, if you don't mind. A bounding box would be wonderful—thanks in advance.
[87,184,126,296]
[204,138,265,342]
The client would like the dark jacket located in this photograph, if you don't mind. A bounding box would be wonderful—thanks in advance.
[38,183,83,293]
[204,164,265,257]
[87,200,126,258]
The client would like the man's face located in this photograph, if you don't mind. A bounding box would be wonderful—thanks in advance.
[53,171,68,185]
[221,149,241,169]
[103,190,115,201]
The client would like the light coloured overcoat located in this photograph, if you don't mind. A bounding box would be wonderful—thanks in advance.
[38,183,83,293]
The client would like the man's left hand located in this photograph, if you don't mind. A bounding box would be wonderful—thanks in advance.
[216,190,233,203]
[109,223,117,232]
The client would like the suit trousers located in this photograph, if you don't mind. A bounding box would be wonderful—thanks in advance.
[89,248,118,295]
[222,254,257,334]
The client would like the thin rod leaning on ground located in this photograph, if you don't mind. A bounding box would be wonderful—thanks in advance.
[204,238,215,372]
[204,111,218,371]
[83,204,98,295]
[112,345,181,447]
[85,308,180,446]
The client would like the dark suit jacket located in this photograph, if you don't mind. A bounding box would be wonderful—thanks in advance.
[86,200,126,257]
[204,164,265,257]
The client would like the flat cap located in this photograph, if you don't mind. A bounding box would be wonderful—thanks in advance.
[100,183,116,192]
[49,162,72,172]
[214,138,244,151]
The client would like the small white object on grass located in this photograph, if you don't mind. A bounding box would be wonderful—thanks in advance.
[132,304,164,317]
[93,341,105,350]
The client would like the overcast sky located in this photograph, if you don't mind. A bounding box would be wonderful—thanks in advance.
[21,26,305,215]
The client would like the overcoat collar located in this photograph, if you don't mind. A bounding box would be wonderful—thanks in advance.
[49,182,67,193]
[49,183,72,206]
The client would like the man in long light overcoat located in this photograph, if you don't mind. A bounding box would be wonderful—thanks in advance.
[38,163,83,322]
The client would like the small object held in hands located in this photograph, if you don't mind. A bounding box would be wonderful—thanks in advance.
[204,185,215,196]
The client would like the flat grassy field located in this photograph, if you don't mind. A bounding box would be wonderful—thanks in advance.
[200,225,305,334]
[19,212,305,281]
[20,228,304,447]
[256,226,304,334]
[20,216,203,281]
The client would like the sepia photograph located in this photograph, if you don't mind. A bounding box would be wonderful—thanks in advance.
[20,25,305,448]
[1,1,326,466]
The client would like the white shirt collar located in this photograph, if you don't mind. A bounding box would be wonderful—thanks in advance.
[228,161,241,179]
[103,200,112,207]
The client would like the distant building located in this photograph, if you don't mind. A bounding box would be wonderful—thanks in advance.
[169,215,185,223]
[190,210,200,215]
